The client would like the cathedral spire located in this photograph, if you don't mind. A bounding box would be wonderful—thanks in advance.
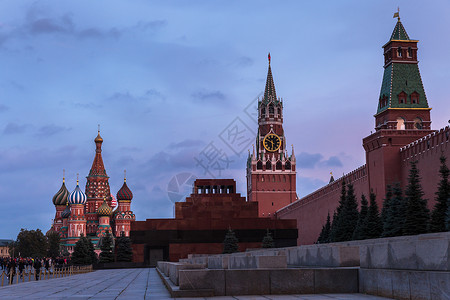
[89,129,107,177]
[263,52,277,104]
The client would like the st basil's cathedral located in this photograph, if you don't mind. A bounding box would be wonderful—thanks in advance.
[48,131,135,252]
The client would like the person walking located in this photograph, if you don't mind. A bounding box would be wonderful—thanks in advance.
[18,258,25,280]
[7,259,16,285]
[33,258,42,281]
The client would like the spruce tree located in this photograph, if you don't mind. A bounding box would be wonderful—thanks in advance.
[383,183,405,237]
[223,229,239,254]
[317,213,331,243]
[262,229,275,248]
[88,238,97,264]
[404,161,430,235]
[329,211,338,242]
[381,185,393,226]
[333,183,359,242]
[352,194,368,240]
[99,231,115,263]
[116,232,133,262]
[364,192,383,239]
[429,155,450,232]
[330,180,346,242]
[72,234,91,265]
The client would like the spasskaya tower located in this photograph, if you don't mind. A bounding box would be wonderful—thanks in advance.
[247,54,297,218]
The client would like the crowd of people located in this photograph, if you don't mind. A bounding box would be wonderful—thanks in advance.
[0,256,70,284]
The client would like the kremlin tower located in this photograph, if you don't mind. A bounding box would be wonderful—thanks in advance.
[362,15,434,199]
[50,130,135,252]
[247,54,297,218]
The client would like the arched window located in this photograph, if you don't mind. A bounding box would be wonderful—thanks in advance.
[397,47,402,57]
[261,107,266,117]
[396,117,405,130]
[411,92,419,104]
[285,161,291,170]
[266,160,272,170]
[276,161,282,170]
[407,47,412,58]
[257,160,263,170]
[398,91,407,104]
[414,117,423,129]
[269,104,274,115]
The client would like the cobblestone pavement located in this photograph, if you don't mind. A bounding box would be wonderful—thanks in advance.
[0,268,392,299]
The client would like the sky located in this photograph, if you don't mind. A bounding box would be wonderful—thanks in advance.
[1,1,449,239]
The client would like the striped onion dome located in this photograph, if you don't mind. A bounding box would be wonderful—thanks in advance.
[52,180,69,206]
[97,200,112,216]
[61,204,71,219]
[68,181,87,205]
[117,180,133,201]
[110,194,117,208]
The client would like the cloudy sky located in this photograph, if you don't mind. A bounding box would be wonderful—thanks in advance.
[1,1,449,239]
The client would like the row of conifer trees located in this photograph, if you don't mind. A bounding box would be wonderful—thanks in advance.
[317,155,450,243]
[71,232,133,265]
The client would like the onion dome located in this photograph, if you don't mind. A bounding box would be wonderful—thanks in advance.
[117,179,133,201]
[52,179,69,206]
[61,204,71,219]
[95,130,103,143]
[97,199,112,216]
[110,194,117,208]
[68,179,87,205]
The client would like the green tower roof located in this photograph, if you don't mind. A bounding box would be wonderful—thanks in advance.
[377,63,429,114]
[390,20,410,41]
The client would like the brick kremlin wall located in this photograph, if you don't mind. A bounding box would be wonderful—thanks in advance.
[278,125,450,246]
[277,165,369,245]
[400,125,450,205]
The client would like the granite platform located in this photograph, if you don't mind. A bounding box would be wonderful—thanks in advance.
[0,268,393,299]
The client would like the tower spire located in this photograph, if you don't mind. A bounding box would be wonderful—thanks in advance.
[90,129,107,177]
[263,52,277,104]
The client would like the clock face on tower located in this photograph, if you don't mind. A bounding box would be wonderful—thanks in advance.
[263,134,281,152]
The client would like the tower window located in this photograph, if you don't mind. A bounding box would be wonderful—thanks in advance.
[414,117,423,130]
[266,161,271,170]
[411,92,419,104]
[407,47,412,58]
[397,47,402,57]
[398,91,407,104]
[257,161,263,170]
[285,161,291,170]
[261,107,266,116]
[396,117,405,130]
[276,161,282,170]
[269,104,274,115]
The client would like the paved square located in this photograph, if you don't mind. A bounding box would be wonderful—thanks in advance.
[0,268,392,299]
